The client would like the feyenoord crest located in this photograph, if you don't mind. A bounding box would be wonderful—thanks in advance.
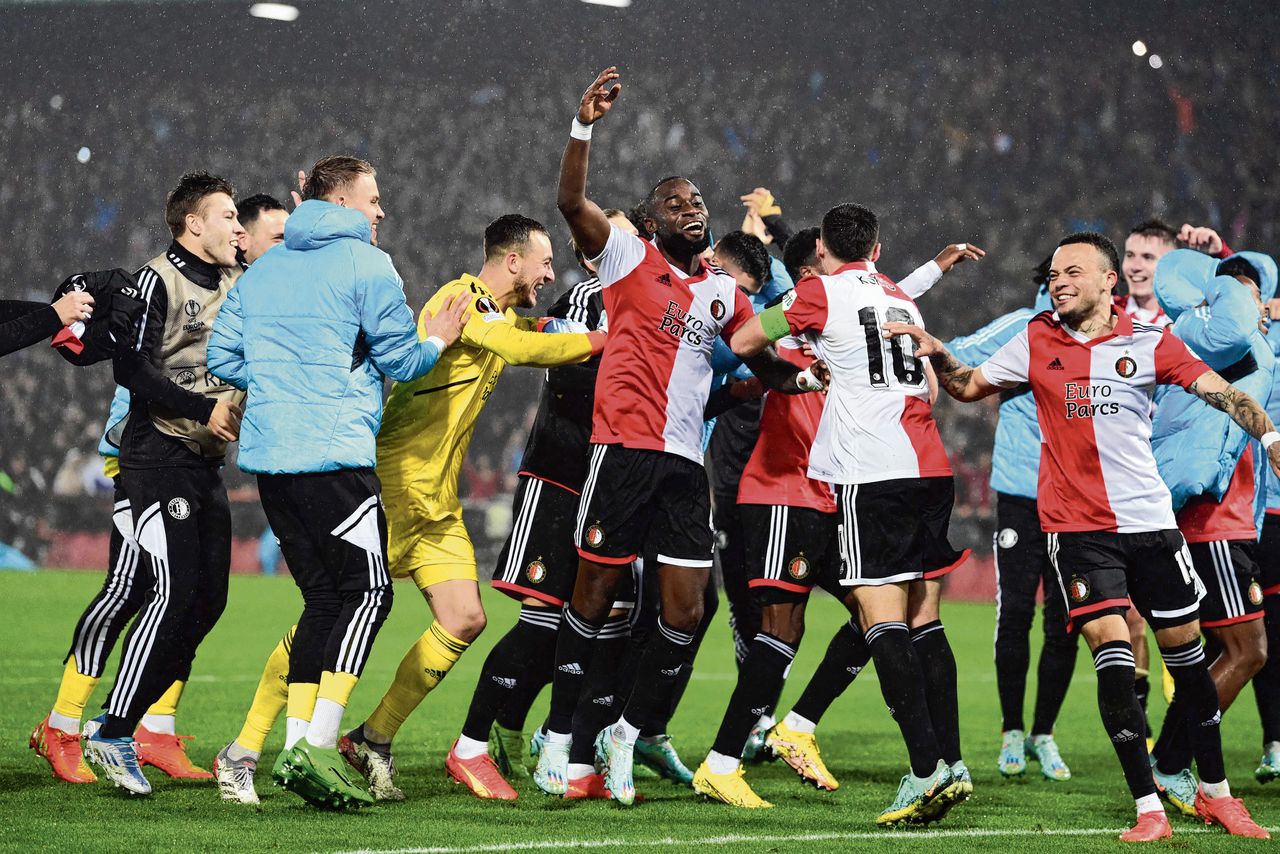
[585,525,605,548]
[1115,354,1137,378]
[1249,580,1264,606]
[1068,575,1090,603]
[788,555,811,580]
[526,560,547,584]
[167,497,191,520]
[997,528,1019,549]
[710,298,726,320]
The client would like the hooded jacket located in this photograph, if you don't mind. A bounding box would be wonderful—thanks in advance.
[947,286,1053,500]
[207,200,443,474]
[1151,249,1276,529]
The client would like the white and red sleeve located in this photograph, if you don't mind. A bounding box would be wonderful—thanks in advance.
[720,287,756,340]
[781,276,828,335]
[1154,327,1211,389]
[587,225,647,288]
[977,327,1031,387]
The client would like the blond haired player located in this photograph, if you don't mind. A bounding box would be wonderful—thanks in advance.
[338,214,605,799]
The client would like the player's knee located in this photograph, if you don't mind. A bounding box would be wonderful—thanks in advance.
[440,608,487,643]
[662,605,701,635]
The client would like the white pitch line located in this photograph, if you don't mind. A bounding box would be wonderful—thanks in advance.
[330,824,1278,854]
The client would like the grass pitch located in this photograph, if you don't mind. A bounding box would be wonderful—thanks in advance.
[1,570,1275,852]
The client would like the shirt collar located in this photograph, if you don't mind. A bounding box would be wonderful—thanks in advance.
[167,240,222,290]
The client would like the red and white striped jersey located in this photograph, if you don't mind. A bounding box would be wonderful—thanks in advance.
[781,261,952,485]
[1114,294,1170,327]
[589,226,754,464]
[737,337,835,512]
[979,309,1210,533]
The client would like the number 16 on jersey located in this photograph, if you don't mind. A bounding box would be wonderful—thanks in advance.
[858,305,925,388]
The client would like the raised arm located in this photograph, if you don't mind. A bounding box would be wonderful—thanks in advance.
[1188,370,1280,476]
[557,67,622,260]
[882,321,1007,402]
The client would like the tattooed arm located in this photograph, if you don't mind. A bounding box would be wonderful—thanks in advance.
[882,321,1008,402]
[1188,370,1280,475]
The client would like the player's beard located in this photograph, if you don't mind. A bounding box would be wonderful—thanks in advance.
[513,275,539,309]
[659,228,711,257]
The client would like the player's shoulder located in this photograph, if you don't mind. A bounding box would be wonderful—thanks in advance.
[1028,309,1059,328]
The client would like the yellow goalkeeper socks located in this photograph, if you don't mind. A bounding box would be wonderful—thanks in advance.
[365,622,470,740]
[51,660,98,731]
[235,626,295,754]
[284,681,319,749]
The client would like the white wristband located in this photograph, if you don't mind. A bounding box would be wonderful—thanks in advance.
[1262,431,1280,451]
[796,368,824,392]
[426,335,446,352]
[570,118,593,141]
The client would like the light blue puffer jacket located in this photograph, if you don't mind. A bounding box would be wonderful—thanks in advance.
[947,286,1052,500]
[1152,249,1275,524]
[207,200,442,474]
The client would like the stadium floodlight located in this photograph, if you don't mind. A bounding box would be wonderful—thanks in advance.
[249,3,299,21]
[1131,40,1147,57]
[580,0,632,7]
[1149,54,1163,69]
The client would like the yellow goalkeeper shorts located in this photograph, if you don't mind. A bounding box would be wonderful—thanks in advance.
[388,515,478,591]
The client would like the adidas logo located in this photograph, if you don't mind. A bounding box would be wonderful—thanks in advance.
[1202,710,1222,727]
[592,695,614,706]
[846,666,863,677]
[492,676,517,689]
[750,706,769,716]
[1047,357,1065,371]
[655,273,673,287]
[660,665,683,676]
[558,662,584,675]
[424,668,448,682]
[1112,728,1140,743]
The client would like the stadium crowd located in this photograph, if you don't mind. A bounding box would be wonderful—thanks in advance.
[3,41,1275,562]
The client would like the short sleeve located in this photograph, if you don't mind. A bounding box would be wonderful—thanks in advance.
[588,226,647,288]
[977,327,1031,387]
[720,287,756,339]
[1155,326,1211,388]
[781,275,828,335]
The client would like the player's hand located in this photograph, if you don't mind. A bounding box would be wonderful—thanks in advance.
[740,210,772,245]
[882,321,940,357]
[423,291,472,347]
[810,359,831,387]
[740,187,781,218]
[933,242,985,273]
[1179,223,1224,256]
[1265,298,1280,328]
[290,169,306,208]
[53,291,94,326]
[578,67,622,125]
[207,399,242,442]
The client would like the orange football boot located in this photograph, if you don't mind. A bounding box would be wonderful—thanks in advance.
[445,741,517,801]
[133,726,213,779]
[30,715,96,783]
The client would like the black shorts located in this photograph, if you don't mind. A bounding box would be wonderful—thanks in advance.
[493,475,581,607]
[834,476,970,587]
[740,504,842,602]
[575,444,713,569]
[1259,514,1280,599]
[1188,540,1265,628]
[1047,529,1205,633]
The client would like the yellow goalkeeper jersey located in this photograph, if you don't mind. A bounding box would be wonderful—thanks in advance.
[377,273,599,566]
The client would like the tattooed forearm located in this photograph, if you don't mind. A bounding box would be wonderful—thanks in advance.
[1192,376,1276,439]
[928,348,977,399]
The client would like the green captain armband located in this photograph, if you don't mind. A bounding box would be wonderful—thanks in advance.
[759,304,792,342]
